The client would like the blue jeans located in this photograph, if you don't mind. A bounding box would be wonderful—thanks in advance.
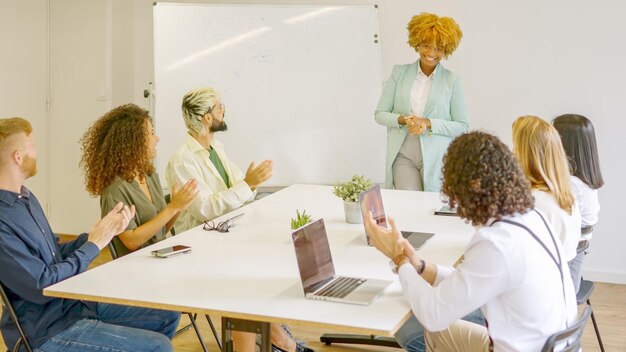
[568,249,585,293]
[36,303,181,352]
[394,309,485,352]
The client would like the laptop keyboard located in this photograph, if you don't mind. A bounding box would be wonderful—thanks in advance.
[316,277,366,298]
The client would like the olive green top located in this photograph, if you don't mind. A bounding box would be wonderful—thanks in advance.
[100,172,168,257]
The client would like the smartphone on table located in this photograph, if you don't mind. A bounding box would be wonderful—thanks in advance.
[151,245,192,258]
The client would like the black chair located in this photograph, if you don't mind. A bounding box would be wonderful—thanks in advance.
[574,232,605,352]
[541,304,592,352]
[576,280,605,352]
[0,283,34,352]
[106,242,221,352]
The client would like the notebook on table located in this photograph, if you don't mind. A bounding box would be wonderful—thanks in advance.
[291,218,391,305]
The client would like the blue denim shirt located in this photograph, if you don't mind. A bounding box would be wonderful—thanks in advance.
[0,187,100,348]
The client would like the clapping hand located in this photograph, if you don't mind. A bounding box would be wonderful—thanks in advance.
[88,202,136,250]
[170,179,199,211]
[244,160,273,190]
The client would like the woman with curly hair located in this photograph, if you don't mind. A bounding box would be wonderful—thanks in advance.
[365,131,576,351]
[375,12,469,192]
[81,104,198,256]
[513,115,583,290]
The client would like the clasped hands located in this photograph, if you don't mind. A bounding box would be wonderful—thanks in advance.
[403,115,430,136]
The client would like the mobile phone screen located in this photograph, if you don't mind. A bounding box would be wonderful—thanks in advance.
[151,245,191,257]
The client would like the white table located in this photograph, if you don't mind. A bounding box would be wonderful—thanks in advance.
[44,184,474,337]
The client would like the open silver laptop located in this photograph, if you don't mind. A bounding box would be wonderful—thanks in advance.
[291,219,391,305]
[359,185,434,248]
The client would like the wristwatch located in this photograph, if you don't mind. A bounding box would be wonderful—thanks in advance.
[389,254,409,274]
[390,256,425,275]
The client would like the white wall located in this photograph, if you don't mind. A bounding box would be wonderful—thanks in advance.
[0,1,49,207]
[47,0,109,233]
[3,0,625,283]
[128,0,626,283]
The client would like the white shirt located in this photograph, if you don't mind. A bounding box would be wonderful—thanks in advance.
[398,211,577,352]
[165,135,255,234]
[409,61,437,116]
[570,176,600,228]
[532,190,582,261]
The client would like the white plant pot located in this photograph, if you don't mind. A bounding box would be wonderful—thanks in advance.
[343,201,362,224]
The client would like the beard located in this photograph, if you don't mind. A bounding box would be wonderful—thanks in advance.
[21,154,37,178]
[210,119,228,132]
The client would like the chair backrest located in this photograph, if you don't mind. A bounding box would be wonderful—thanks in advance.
[107,241,119,260]
[0,283,34,352]
[541,304,592,352]
[107,236,132,259]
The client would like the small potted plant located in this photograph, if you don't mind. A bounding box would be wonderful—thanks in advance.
[291,209,312,230]
[332,175,373,224]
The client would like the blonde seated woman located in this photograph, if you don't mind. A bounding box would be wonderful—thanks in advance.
[512,115,582,288]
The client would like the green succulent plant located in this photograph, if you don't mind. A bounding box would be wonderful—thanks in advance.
[291,209,312,230]
[332,175,373,202]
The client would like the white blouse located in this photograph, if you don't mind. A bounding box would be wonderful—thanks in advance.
[532,190,582,261]
[409,61,436,116]
[570,176,600,228]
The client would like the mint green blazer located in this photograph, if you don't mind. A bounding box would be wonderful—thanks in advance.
[375,61,469,192]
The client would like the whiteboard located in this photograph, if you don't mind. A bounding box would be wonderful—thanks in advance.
[153,3,384,187]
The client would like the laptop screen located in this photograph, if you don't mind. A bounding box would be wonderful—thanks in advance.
[358,185,387,243]
[292,219,335,293]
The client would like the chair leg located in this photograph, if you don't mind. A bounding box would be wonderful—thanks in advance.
[174,313,195,337]
[206,314,222,350]
[319,333,401,348]
[587,299,605,352]
[188,313,209,352]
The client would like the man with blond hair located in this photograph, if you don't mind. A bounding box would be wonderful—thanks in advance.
[166,88,313,352]
[166,86,273,233]
[0,117,180,351]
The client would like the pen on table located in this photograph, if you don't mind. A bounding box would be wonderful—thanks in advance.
[225,213,244,223]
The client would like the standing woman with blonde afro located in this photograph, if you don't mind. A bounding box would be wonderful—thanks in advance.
[375,13,469,192]
[81,104,198,257]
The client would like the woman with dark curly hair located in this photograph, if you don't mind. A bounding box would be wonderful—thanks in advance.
[81,104,198,256]
[365,132,576,351]
[375,12,469,192]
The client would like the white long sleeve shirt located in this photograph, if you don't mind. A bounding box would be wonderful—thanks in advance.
[165,135,255,234]
[532,190,581,261]
[398,211,577,352]
[570,176,600,228]
[409,61,436,116]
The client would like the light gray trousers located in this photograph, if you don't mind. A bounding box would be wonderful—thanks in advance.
[393,134,424,191]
